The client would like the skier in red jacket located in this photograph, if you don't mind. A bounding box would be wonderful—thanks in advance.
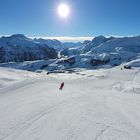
[59,82,64,90]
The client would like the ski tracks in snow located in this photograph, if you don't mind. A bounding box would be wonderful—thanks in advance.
[1,98,79,140]
[1,68,140,140]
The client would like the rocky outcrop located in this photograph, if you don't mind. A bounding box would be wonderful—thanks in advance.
[90,58,110,65]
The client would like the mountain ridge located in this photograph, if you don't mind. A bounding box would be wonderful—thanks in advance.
[0,34,140,71]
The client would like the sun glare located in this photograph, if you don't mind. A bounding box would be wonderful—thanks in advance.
[57,4,70,18]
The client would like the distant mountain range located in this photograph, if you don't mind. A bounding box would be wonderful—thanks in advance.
[34,38,82,51]
[0,34,140,71]
[0,34,83,63]
[59,35,140,70]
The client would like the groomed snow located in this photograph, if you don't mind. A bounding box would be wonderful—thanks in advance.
[0,66,140,140]
[0,67,39,89]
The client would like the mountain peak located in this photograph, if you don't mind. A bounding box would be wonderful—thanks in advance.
[9,34,27,39]
[92,35,106,41]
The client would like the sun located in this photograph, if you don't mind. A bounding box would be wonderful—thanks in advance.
[57,4,70,18]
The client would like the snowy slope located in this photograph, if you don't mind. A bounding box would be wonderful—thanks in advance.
[95,36,140,52]
[0,66,140,140]
[60,35,114,56]
[0,59,57,72]
[0,67,39,89]
[124,58,140,68]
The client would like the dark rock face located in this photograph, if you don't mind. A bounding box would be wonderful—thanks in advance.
[124,65,131,69]
[0,47,5,63]
[0,34,58,63]
[40,64,49,69]
[90,58,110,66]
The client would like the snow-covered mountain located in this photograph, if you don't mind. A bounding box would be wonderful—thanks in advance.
[0,34,58,63]
[1,35,140,72]
[34,38,82,51]
[60,35,140,69]
[60,35,114,56]
[62,42,82,48]
[34,38,63,51]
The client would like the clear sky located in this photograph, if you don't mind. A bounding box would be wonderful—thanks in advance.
[0,0,140,40]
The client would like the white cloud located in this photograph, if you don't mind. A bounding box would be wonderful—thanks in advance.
[32,36,94,42]
[0,35,94,42]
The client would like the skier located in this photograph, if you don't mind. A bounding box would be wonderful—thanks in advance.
[59,82,64,90]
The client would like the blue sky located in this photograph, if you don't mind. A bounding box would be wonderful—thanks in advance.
[0,0,140,41]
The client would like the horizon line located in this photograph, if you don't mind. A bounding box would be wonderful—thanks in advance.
[0,34,140,42]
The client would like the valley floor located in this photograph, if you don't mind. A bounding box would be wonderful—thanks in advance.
[0,66,140,140]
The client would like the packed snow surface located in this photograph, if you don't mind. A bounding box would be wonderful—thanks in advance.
[0,66,140,140]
